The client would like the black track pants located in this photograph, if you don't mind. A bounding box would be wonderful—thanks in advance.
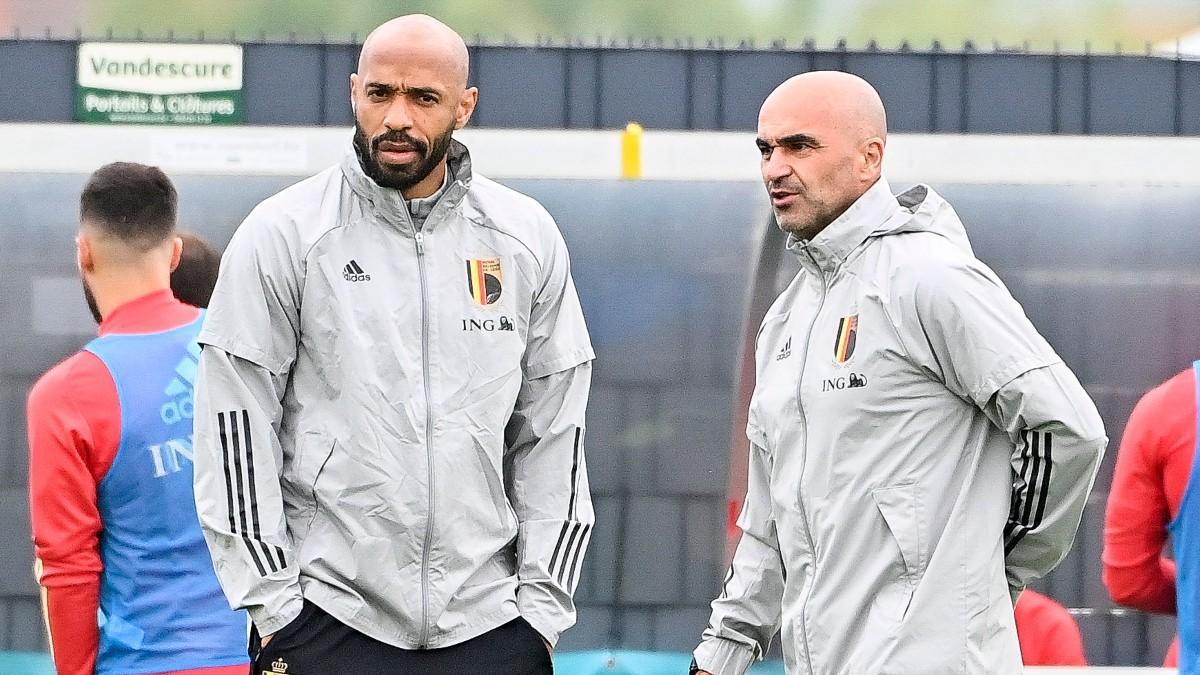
[250,601,554,675]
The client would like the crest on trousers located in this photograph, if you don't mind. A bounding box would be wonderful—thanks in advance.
[833,314,858,364]
[466,258,503,305]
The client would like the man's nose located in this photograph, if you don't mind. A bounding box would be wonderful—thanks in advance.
[382,99,414,131]
[762,152,792,183]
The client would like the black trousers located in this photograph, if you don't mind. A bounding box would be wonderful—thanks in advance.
[250,601,554,674]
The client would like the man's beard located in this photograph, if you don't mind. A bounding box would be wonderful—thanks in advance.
[353,121,455,191]
[774,201,841,240]
[770,179,856,241]
[81,275,102,324]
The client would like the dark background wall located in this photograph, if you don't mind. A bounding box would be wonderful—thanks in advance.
[3,39,1200,133]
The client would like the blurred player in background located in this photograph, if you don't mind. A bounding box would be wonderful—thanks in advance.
[171,230,221,308]
[27,162,247,675]
[693,72,1106,674]
[1014,588,1087,666]
[1103,363,1200,671]
[192,13,593,674]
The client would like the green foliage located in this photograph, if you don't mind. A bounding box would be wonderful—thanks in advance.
[70,0,1200,52]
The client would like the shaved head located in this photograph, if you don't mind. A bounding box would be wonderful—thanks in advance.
[358,14,470,90]
[756,71,888,239]
[760,71,886,148]
[351,14,478,198]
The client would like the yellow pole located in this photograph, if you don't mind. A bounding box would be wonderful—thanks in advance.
[621,122,643,179]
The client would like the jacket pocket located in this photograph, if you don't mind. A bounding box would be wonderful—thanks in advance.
[864,483,923,632]
[305,440,336,514]
[290,438,336,556]
[871,483,923,583]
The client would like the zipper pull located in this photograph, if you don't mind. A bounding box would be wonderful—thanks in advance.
[415,231,424,255]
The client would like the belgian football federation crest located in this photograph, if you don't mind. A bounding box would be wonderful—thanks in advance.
[466,258,503,305]
[833,314,858,364]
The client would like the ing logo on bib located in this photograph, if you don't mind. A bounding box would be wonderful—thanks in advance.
[466,258,503,305]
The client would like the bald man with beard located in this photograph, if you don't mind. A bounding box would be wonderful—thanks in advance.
[192,14,593,673]
[692,72,1105,674]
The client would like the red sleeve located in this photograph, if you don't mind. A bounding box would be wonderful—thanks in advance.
[1165,635,1180,667]
[1034,610,1088,666]
[28,352,120,675]
[1015,591,1087,666]
[1101,378,1180,613]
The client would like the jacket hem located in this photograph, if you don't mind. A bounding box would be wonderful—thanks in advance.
[249,591,305,636]
[518,606,566,647]
[305,583,521,649]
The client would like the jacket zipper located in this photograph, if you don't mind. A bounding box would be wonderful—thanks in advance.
[415,231,436,648]
[794,247,826,675]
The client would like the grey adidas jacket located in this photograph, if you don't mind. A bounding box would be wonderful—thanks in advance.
[694,179,1106,674]
[192,140,595,649]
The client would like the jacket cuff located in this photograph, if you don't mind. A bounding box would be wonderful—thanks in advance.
[248,589,304,636]
[517,584,571,647]
[521,611,561,648]
[693,637,756,675]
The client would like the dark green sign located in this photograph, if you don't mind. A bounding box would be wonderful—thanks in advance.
[76,43,244,125]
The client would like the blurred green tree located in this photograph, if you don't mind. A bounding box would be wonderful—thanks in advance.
[41,0,1200,53]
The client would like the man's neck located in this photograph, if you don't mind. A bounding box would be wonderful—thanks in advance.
[91,273,171,322]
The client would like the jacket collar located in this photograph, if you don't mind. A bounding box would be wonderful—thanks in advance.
[340,137,474,234]
[787,177,902,274]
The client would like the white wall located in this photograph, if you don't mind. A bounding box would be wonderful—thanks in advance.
[5,124,1200,186]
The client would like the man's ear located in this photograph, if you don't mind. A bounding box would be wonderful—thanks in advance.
[861,137,885,180]
[76,233,94,273]
[168,235,183,273]
[455,87,479,130]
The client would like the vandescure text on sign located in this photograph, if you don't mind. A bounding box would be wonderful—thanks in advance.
[87,56,236,81]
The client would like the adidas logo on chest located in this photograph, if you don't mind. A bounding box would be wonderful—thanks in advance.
[776,337,792,361]
[343,259,371,282]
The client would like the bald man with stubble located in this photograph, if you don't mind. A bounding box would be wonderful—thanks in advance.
[192,14,593,673]
[691,72,1105,674]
